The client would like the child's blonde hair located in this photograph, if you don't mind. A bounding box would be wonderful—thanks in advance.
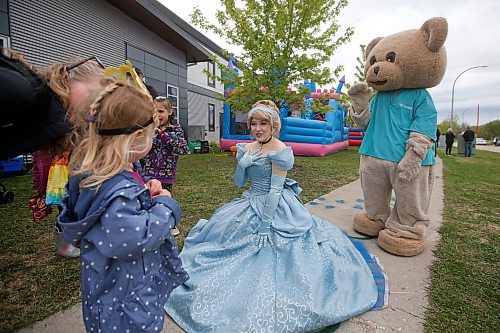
[247,100,281,136]
[70,78,158,188]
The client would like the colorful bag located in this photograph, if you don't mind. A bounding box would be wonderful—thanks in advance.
[45,152,69,206]
[28,194,53,223]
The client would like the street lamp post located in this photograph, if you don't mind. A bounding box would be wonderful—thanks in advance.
[450,65,488,126]
[461,107,470,129]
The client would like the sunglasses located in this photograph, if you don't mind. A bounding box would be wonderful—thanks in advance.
[155,96,168,101]
[66,56,105,71]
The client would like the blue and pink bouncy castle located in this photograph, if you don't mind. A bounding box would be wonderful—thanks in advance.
[219,60,349,156]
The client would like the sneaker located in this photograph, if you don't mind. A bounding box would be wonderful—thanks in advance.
[171,227,180,236]
[54,232,80,258]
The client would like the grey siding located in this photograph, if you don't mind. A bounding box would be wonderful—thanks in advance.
[9,0,190,129]
[0,0,9,36]
[188,91,223,143]
[9,0,184,67]
[188,83,219,99]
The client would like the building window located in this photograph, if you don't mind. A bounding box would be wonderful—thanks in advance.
[207,61,215,87]
[167,84,179,117]
[208,103,215,132]
[0,35,10,48]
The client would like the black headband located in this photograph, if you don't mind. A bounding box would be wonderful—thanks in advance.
[97,117,154,136]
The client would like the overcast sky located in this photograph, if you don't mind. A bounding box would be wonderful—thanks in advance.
[163,0,500,126]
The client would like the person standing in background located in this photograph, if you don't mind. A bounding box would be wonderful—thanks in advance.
[32,150,52,198]
[445,128,455,155]
[141,96,189,236]
[30,149,54,222]
[462,126,475,157]
[435,128,441,156]
[133,67,158,99]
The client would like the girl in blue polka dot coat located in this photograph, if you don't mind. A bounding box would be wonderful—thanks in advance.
[58,79,188,333]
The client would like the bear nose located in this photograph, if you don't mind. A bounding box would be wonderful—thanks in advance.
[373,67,380,75]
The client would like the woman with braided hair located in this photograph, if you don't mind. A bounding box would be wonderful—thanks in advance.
[43,56,105,258]
[58,78,188,333]
[0,49,105,257]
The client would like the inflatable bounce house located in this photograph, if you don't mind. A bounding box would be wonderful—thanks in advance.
[348,127,364,146]
[220,60,349,157]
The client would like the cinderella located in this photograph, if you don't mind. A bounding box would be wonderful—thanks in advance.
[165,100,386,332]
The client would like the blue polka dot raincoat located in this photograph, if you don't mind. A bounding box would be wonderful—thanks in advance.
[59,171,188,333]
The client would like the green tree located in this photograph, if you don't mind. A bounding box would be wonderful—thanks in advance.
[354,44,366,82]
[438,115,461,135]
[190,0,353,112]
[344,43,370,128]
[479,119,500,140]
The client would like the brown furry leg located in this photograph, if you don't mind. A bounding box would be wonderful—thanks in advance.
[377,165,435,256]
[358,155,393,234]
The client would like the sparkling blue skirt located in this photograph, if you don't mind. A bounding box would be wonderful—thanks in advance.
[165,191,386,333]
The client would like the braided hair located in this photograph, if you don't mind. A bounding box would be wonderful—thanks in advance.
[70,78,157,188]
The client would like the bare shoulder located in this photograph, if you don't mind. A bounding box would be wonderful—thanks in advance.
[273,139,286,150]
[246,141,259,152]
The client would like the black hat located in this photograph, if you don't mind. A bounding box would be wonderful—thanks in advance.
[133,67,143,76]
[0,54,71,159]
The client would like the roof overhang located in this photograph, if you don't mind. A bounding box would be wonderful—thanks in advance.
[107,0,212,63]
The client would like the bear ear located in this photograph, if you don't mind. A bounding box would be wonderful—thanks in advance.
[421,17,448,52]
[366,37,383,58]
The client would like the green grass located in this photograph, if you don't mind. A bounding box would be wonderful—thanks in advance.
[1,147,498,332]
[425,148,500,333]
[0,148,361,332]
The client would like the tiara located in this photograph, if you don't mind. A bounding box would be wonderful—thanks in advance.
[103,60,151,100]
[248,105,278,118]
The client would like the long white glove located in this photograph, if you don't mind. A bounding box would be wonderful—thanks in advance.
[233,150,262,187]
[255,173,285,249]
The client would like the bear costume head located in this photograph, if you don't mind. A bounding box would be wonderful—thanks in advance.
[364,17,448,91]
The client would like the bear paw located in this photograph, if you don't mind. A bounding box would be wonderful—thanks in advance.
[353,213,384,236]
[377,230,425,257]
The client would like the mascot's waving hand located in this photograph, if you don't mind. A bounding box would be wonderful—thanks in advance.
[348,17,448,256]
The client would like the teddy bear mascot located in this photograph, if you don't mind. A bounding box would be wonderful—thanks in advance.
[347,17,447,256]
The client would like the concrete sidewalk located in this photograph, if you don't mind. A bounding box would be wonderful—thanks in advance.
[474,144,500,153]
[18,158,444,333]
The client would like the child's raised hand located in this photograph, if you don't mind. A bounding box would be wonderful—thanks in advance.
[154,189,171,198]
[146,179,163,197]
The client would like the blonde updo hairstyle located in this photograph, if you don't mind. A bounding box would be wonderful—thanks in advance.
[70,78,158,188]
[246,100,281,137]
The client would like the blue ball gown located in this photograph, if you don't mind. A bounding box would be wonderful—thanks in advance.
[165,144,385,333]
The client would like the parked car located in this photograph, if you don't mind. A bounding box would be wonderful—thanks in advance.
[476,138,487,145]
